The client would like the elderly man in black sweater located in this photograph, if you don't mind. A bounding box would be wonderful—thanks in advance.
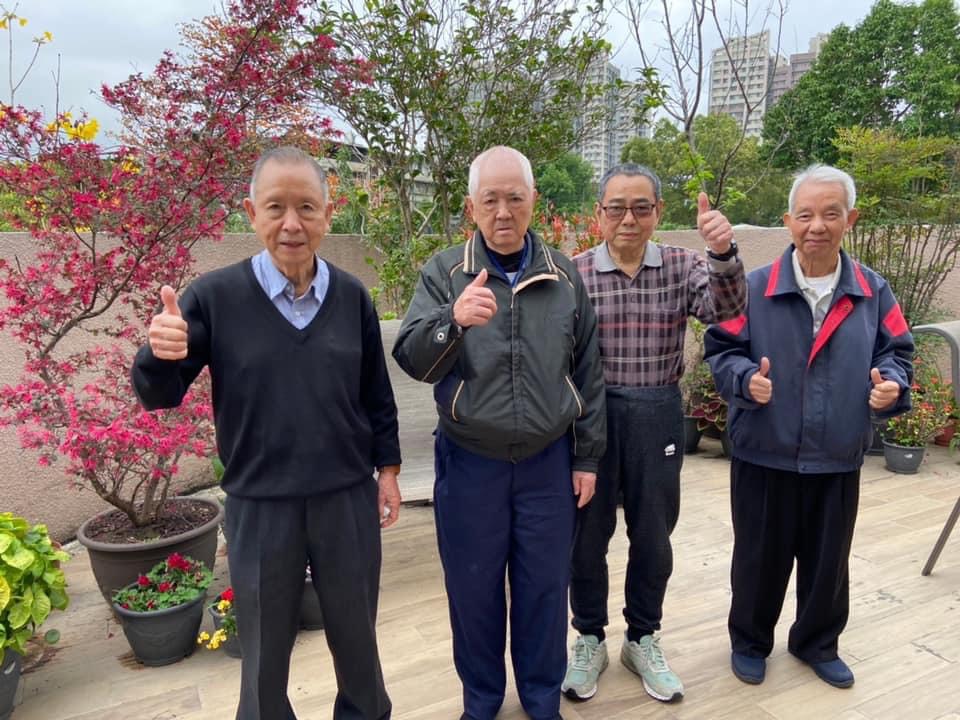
[131,146,401,720]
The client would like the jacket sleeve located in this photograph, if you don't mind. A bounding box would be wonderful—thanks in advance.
[360,290,402,468]
[704,312,765,410]
[392,258,466,384]
[871,281,914,419]
[688,253,748,324]
[130,285,210,410]
[570,274,607,473]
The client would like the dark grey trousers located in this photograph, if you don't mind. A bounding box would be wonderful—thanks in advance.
[570,385,683,641]
[225,481,391,720]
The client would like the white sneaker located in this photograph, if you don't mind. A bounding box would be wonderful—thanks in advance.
[620,632,684,702]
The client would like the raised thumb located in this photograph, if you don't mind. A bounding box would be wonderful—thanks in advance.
[870,367,883,386]
[697,191,710,215]
[758,356,770,377]
[470,268,488,287]
[160,285,182,317]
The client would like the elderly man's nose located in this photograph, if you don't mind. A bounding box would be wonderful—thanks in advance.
[282,208,302,230]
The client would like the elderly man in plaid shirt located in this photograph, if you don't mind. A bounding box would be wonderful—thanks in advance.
[562,164,746,704]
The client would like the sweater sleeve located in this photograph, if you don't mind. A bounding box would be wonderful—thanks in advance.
[131,285,211,410]
[360,290,402,468]
[871,281,914,419]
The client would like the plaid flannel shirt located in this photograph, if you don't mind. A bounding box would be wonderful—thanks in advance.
[573,239,746,387]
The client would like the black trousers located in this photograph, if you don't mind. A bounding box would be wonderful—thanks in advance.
[570,385,683,640]
[225,482,391,720]
[728,458,860,663]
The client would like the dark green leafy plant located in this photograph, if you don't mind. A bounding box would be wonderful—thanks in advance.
[112,553,212,613]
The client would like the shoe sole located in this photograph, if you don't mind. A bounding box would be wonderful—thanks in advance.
[621,653,683,703]
[562,654,609,701]
[731,665,764,685]
[812,669,854,689]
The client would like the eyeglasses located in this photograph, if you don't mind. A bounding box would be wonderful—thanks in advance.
[601,203,656,220]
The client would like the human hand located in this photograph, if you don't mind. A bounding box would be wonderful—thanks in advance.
[869,367,900,411]
[453,268,497,328]
[572,471,596,508]
[148,285,188,360]
[749,356,773,404]
[377,468,401,528]
[697,192,734,255]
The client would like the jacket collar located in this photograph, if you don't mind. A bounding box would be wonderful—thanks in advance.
[765,245,873,299]
[462,230,560,289]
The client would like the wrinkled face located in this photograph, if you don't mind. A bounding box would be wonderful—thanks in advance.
[465,155,536,253]
[784,181,858,274]
[595,174,663,251]
[243,159,333,277]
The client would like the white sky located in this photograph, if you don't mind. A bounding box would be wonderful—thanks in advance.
[4,0,878,138]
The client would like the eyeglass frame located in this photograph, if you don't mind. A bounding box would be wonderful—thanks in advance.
[599,203,658,220]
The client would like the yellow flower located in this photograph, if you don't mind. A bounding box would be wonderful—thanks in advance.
[197,631,211,645]
[36,30,52,44]
[217,599,231,613]
[120,158,141,174]
[18,17,27,27]
[0,19,7,31]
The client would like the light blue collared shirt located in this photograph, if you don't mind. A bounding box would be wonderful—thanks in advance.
[251,250,329,329]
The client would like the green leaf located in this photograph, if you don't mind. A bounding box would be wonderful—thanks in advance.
[0,575,9,611]
[7,601,31,629]
[3,546,35,570]
[43,628,60,645]
[31,587,51,626]
[0,532,13,554]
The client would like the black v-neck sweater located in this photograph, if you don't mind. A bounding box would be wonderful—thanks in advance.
[132,260,401,498]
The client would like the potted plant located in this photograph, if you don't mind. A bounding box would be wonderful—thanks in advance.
[680,320,713,453]
[0,1,348,606]
[112,552,212,666]
[199,586,241,658]
[883,399,947,474]
[1,513,69,720]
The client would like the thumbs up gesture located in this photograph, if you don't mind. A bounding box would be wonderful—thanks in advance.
[453,268,498,329]
[869,367,900,411]
[748,356,773,404]
[148,285,189,360]
[696,192,735,256]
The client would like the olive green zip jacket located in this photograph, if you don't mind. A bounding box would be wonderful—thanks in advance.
[392,231,606,472]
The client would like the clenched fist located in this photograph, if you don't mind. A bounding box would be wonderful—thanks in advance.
[697,192,735,255]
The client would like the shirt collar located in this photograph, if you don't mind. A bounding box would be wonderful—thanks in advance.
[595,239,663,273]
[791,247,842,294]
[256,249,321,301]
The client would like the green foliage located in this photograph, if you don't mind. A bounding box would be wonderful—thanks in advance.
[112,553,212,613]
[763,0,960,167]
[620,116,790,226]
[837,127,960,324]
[680,319,727,432]
[328,145,370,235]
[0,513,70,660]
[535,152,596,214]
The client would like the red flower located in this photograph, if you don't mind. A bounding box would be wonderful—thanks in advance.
[146,600,155,609]
[137,575,150,587]
[157,582,172,593]
[221,587,234,602]
[166,552,191,571]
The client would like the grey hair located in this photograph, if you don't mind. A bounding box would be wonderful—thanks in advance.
[597,163,662,203]
[468,146,535,197]
[248,146,328,201]
[788,164,857,213]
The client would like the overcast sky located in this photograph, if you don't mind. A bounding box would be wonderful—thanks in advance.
[6,0,878,138]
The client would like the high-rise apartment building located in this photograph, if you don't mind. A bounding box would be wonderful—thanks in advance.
[709,32,827,136]
[574,51,649,181]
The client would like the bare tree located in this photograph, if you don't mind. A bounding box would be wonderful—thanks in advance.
[622,0,787,207]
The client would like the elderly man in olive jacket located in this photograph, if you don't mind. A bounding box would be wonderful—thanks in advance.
[393,145,606,720]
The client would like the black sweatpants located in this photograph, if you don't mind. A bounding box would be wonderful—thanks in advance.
[225,481,391,720]
[728,458,860,663]
[570,385,683,641]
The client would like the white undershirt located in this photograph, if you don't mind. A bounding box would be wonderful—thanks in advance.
[791,249,842,335]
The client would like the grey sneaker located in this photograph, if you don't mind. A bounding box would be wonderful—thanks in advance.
[620,633,684,702]
[561,634,609,700]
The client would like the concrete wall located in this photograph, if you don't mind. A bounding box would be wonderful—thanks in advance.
[3,227,959,540]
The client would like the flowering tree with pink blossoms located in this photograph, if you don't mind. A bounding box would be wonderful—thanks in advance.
[0,0,356,530]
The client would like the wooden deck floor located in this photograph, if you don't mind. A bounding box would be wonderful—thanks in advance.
[10,439,960,720]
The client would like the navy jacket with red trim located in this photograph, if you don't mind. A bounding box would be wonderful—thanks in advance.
[704,246,914,474]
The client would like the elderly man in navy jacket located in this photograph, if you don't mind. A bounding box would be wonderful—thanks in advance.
[705,165,913,690]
